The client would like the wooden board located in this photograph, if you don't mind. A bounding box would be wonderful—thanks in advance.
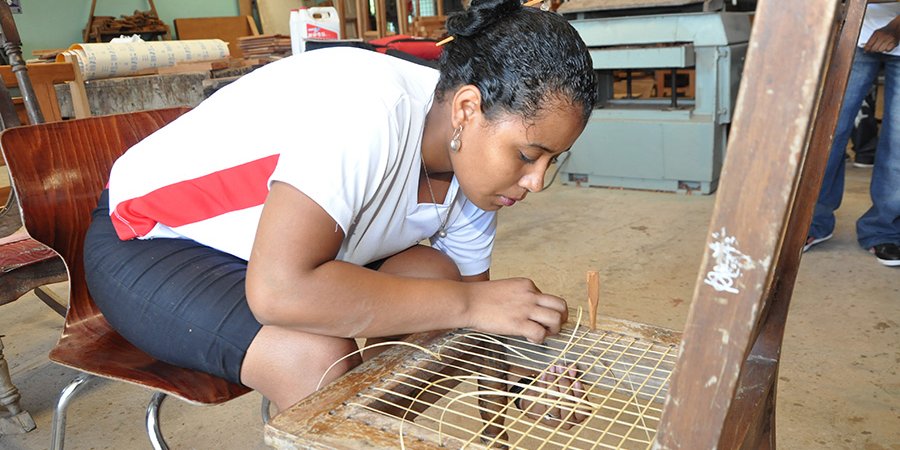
[174,16,260,59]
[239,0,254,17]
[557,0,703,14]
[258,0,348,39]
[258,0,304,35]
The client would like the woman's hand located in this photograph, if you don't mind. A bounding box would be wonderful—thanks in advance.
[516,365,591,430]
[464,278,569,344]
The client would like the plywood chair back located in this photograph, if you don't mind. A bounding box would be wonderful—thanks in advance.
[263,0,866,448]
[0,108,252,447]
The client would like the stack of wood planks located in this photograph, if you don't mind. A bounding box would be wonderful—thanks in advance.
[237,35,292,60]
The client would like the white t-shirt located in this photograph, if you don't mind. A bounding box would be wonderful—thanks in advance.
[107,47,496,276]
[859,3,900,56]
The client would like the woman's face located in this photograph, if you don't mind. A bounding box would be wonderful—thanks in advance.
[452,100,586,211]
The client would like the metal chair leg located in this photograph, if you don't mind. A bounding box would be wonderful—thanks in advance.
[261,396,271,424]
[54,384,252,449]
[146,392,169,450]
[49,373,92,450]
[33,286,68,317]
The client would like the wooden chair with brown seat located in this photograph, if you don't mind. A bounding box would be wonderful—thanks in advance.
[263,0,866,448]
[0,108,259,449]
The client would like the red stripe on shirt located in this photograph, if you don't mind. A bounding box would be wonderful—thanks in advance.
[111,154,280,240]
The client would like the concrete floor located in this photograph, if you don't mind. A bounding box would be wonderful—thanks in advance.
[1,165,898,449]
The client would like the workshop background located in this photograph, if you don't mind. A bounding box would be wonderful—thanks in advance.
[1,0,898,449]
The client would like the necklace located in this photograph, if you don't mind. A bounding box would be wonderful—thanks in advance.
[420,152,451,238]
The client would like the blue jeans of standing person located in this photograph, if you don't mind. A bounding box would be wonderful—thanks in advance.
[810,47,900,249]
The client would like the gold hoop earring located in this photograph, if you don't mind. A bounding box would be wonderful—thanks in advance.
[449,125,463,152]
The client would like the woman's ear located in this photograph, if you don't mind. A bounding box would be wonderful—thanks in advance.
[451,85,482,128]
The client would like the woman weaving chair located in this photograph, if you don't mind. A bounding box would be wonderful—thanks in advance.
[83,0,596,427]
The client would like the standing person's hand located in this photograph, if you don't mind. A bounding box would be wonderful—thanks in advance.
[464,278,569,344]
[864,20,900,53]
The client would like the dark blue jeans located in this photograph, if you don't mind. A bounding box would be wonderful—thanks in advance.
[811,48,900,249]
[83,190,262,384]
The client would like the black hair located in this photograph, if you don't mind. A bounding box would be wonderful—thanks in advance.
[435,0,596,125]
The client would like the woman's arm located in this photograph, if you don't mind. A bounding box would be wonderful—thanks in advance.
[246,182,567,342]
[462,271,490,282]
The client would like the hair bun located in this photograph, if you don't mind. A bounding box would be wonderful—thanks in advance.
[445,0,521,38]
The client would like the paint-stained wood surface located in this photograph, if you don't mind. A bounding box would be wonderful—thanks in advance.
[656,0,863,448]
[714,1,869,447]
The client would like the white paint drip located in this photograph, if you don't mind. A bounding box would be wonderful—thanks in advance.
[705,376,718,388]
[718,328,730,345]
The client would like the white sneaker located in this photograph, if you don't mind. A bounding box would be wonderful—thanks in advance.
[803,233,833,253]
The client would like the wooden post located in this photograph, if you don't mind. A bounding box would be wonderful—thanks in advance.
[84,0,98,42]
[59,52,92,119]
[654,0,847,448]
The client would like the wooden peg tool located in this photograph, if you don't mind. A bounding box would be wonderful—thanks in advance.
[587,270,600,330]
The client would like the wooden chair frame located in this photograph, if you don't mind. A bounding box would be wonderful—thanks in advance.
[263,0,866,448]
